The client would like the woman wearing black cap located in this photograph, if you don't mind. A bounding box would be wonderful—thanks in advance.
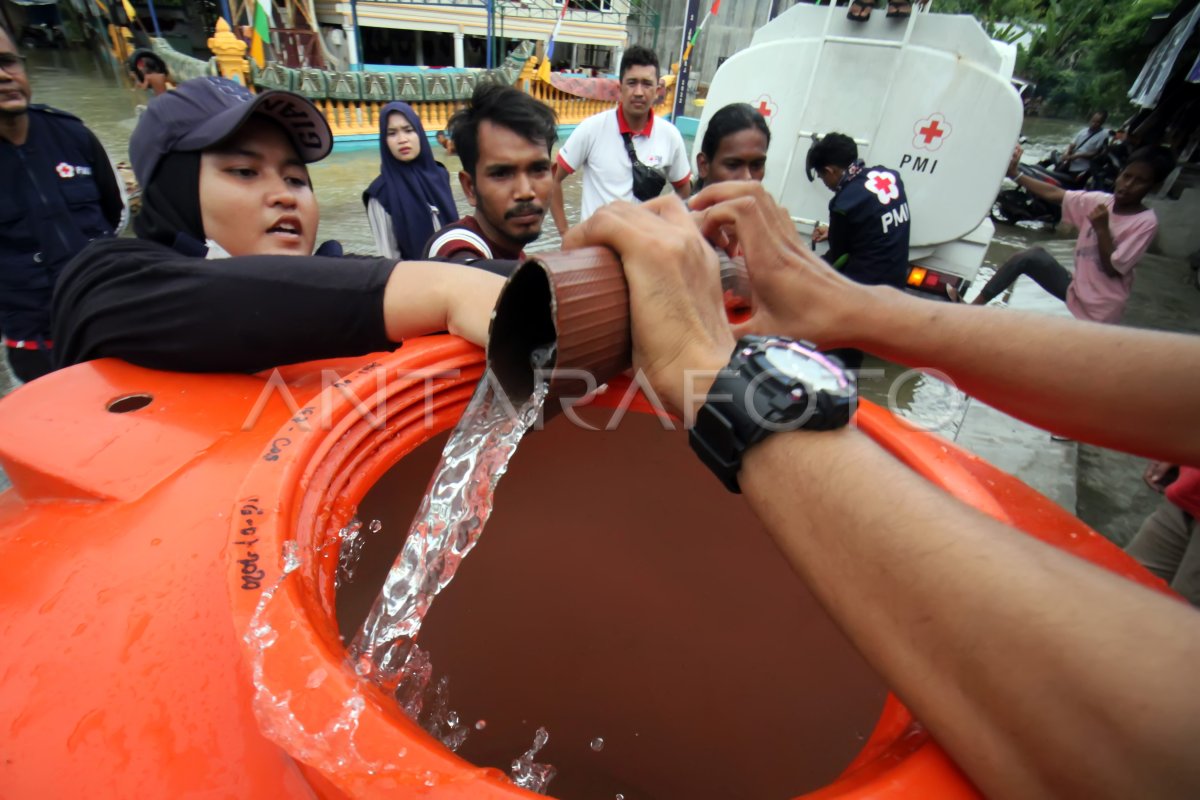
[51,77,509,374]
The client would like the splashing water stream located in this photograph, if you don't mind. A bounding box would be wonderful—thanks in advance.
[348,351,555,786]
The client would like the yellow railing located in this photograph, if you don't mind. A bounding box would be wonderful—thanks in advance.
[315,98,469,136]
[136,22,678,135]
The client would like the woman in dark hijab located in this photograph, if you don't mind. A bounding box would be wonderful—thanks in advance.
[363,102,459,259]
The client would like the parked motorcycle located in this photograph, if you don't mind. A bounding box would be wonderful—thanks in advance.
[992,154,1078,227]
[993,134,1131,227]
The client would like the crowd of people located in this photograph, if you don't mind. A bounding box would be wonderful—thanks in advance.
[3,22,1200,795]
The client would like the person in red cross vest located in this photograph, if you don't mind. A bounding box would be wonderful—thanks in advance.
[807,132,911,293]
[806,132,912,371]
[0,25,125,384]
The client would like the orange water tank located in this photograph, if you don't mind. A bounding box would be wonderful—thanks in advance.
[0,336,1167,798]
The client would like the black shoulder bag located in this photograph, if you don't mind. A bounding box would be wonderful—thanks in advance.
[621,131,668,201]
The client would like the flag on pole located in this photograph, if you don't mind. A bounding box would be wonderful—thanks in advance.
[537,0,569,82]
[250,0,273,68]
[682,0,721,63]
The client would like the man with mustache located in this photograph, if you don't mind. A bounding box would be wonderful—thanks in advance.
[422,85,557,266]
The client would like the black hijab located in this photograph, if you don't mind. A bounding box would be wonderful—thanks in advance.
[132,151,205,248]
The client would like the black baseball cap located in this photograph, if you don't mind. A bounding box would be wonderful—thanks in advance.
[129,76,333,185]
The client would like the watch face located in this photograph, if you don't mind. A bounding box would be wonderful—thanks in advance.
[763,344,846,394]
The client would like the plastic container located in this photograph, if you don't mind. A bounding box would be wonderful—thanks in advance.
[0,338,1171,798]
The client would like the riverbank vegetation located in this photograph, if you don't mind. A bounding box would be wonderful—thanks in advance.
[939,0,1177,118]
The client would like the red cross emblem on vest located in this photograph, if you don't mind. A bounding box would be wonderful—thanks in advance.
[865,170,900,204]
[912,113,952,152]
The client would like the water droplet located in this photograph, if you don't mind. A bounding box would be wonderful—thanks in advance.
[281,540,302,573]
[589,737,605,752]
[368,519,382,533]
[475,719,487,730]
[397,747,407,758]
[354,656,372,677]
[616,794,625,800]
[305,668,327,689]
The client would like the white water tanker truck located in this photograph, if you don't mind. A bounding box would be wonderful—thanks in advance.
[695,2,1024,297]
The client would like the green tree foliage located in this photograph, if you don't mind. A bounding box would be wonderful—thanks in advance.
[936,0,1177,117]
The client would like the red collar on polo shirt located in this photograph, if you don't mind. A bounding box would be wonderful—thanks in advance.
[617,105,655,137]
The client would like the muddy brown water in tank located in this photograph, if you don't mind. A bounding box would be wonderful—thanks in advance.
[339,403,889,799]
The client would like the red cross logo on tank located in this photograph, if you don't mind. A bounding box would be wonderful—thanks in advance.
[912,112,952,152]
[754,95,778,127]
[865,170,900,205]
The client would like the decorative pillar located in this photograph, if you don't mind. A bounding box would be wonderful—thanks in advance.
[208,18,250,85]
[453,31,465,68]
[342,23,360,69]
[672,0,701,121]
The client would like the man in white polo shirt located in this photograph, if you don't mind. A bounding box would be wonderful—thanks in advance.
[551,45,692,235]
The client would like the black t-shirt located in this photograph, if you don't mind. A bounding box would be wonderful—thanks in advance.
[824,165,911,288]
[52,238,404,374]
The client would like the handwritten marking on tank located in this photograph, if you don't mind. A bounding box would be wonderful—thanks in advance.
[262,437,292,462]
[291,406,316,425]
[237,496,266,590]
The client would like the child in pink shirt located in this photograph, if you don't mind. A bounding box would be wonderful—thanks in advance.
[1061,190,1157,322]
[963,145,1175,323]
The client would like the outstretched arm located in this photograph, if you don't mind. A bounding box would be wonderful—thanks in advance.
[382,260,503,347]
[690,181,1200,466]
[739,426,1200,800]
[1010,145,1066,206]
[565,195,1200,800]
[52,242,502,373]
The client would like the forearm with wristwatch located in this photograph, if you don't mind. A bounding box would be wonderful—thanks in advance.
[688,336,857,492]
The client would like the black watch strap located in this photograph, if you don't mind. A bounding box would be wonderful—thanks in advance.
[688,337,854,493]
[688,368,762,494]
[689,363,811,494]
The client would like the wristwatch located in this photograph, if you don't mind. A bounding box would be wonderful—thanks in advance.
[689,336,856,493]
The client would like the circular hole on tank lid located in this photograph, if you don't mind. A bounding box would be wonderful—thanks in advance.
[106,393,154,414]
